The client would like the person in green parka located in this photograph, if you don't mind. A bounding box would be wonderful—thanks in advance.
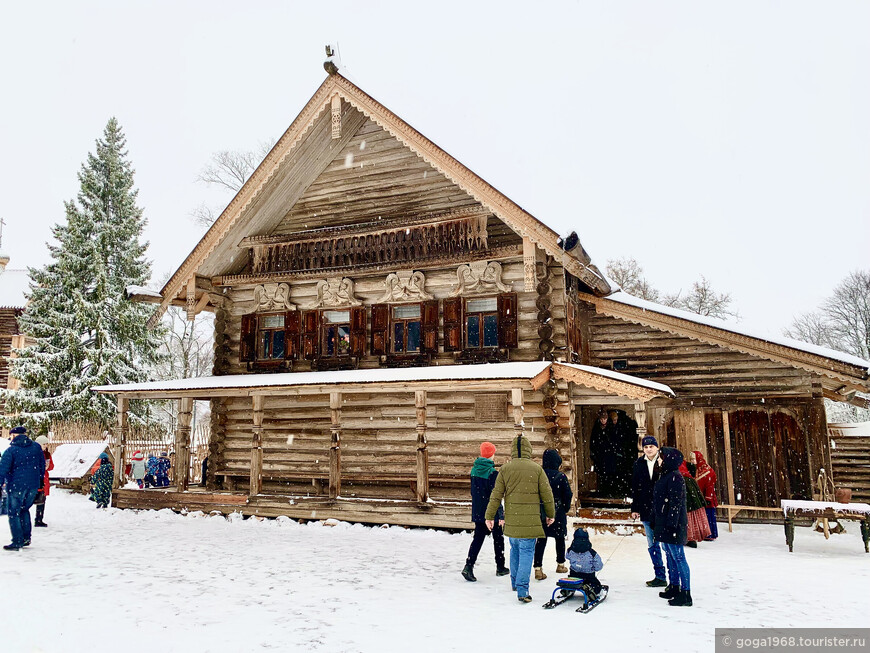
[90,453,114,509]
[485,434,555,603]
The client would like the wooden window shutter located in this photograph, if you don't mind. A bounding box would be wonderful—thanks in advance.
[370,304,389,356]
[497,293,518,348]
[239,314,257,363]
[350,306,367,358]
[284,310,301,360]
[301,310,320,360]
[421,300,439,354]
[443,297,463,352]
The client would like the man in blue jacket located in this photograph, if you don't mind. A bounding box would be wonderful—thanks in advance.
[461,441,509,582]
[0,425,46,551]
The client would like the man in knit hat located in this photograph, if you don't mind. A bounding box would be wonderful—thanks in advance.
[462,441,509,582]
[630,435,666,587]
[0,426,46,550]
[485,434,555,603]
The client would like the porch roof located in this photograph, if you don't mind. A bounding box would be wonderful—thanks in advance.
[91,361,673,401]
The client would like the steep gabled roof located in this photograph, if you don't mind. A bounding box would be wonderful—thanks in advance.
[154,72,610,323]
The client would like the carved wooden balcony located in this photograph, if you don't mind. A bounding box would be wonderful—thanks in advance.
[240,209,491,276]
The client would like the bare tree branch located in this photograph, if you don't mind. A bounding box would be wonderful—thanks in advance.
[605,257,661,301]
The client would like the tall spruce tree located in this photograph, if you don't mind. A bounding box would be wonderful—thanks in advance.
[6,118,162,428]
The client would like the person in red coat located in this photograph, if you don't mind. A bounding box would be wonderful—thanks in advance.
[34,436,54,527]
[690,451,718,541]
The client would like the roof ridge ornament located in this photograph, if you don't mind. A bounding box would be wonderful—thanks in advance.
[324,44,340,75]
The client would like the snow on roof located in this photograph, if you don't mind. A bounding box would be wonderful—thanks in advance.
[93,361,553,394]
[92,360,673,397]
[0,268,30,308]
[555,361,675,396]
[605,291,870,371]
[49,442,110,479]
[125,284,162,299]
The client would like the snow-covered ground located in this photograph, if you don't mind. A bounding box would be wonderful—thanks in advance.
[2,490,868,653]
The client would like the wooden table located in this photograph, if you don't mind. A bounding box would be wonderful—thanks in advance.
[780,500,870,553]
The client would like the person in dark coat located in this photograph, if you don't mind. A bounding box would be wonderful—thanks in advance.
[0,426,46,551]
[462,442,508,581]
[90,453,114,509]
[533,448,573,580]
[201,456,209,487]
[589,410,618,496]
[156,451,171,487]
[653,447,692,607]
[630,435,666,587]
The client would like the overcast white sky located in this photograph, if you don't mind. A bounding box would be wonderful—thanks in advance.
[1,1,867,335]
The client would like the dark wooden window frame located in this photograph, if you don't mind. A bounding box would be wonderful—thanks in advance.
[240,310,301,370]
[391,303,423,355]
[464,296,500,349]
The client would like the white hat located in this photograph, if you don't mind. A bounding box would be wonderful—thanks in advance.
[35,435,50,446]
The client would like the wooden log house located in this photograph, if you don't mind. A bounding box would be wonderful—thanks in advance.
[94,67,870,528]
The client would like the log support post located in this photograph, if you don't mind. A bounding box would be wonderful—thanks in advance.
[722,409,736,531]
[329,391,342,499]
[634,401,647,457]
[250,394,264,496]
[512,388,524,440]
[112,396,129,489]
[415,390,429,503]
[175,397,193,492]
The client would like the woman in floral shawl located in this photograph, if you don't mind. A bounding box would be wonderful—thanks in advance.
[90,453,114,509]
[691,450,718,541]
[678,459,711,546]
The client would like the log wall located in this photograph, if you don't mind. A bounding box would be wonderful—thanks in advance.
[210,257,568,496]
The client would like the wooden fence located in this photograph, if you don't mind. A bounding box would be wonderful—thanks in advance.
[47,420,211,485]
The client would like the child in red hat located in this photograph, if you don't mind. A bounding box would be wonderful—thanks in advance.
[130,451,146,489]
[462,442,509,582]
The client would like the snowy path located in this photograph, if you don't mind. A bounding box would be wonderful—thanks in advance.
[1,490,868,653]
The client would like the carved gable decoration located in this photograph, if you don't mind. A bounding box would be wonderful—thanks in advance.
[377,270,433,303]
[450,261,511,297]
[308,277,362,309]
[254,283,295,311]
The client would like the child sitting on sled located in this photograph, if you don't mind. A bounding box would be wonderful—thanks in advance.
[565,528,604,600]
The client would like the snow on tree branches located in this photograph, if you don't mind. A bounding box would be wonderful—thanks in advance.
[3,118,164,428]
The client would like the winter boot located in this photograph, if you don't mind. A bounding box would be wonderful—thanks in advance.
[686,540,698,548]
[517,595,533,603]
[495,565,510,577]
[555,563,568,574]
[669,589,693,606]
[461,564,477,582]
[659,584,679,599]
[3,544,20,551]
[646,577,667,587]
[34,521,47,528]
[534,567,547,581]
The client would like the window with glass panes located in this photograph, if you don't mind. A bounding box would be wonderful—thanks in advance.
[465,297,499,348]
[322,310,351,357]
[392,304,422,354]
[257,314,286,360]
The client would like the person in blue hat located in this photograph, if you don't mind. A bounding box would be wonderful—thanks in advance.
[90,452,114,509]
[0,426,46,550]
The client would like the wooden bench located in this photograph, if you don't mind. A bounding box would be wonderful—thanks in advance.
[717,504,784,532]
[781,500,870,553]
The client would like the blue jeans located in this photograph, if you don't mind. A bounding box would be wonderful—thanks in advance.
[508,537,536,598]
[7,488,38,548]
[643,521,666,580]
[661,542,691,591]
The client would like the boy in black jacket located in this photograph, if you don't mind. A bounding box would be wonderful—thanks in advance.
[462,442,509,581]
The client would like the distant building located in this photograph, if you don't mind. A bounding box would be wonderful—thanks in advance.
[0,251,30,432]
